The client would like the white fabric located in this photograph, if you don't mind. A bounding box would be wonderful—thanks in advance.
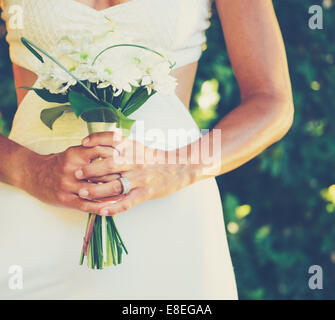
[1,0,212,69]
[0,0,238,299]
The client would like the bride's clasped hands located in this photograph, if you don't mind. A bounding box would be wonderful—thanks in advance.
[18,142,120,214]
[18,130,202,217]
[75,131,201,216]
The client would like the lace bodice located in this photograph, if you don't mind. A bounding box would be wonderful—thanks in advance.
[1,0,212,70]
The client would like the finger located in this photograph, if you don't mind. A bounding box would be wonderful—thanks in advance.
[75,158,134,180]
[83,145,120,162]
[99,194,126,203]
[78,174,139,200]
[66,145,118,164]
[88,174,121,183]
[65,194,109,215]
[82,131,125,148]
[65,180,92,194]
[99,188,147,216]
[78,180,122,199]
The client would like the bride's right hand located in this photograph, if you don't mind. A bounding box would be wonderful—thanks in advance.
[20,145,118,214]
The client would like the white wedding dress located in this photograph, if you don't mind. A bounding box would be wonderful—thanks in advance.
[0,0,238,299]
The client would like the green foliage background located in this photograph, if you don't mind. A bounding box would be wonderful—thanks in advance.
[0,1,334,299]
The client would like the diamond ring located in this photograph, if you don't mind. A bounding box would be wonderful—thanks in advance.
[119,177,132,195]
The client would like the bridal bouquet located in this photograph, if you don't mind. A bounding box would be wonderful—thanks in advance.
[20,21,176,269]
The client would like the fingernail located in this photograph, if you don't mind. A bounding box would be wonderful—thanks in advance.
[82,137,90,146]
[75,170,84,179]
[79,189,89,198]
[101,207,110,216]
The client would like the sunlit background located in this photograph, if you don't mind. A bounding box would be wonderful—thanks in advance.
[1,0,335,299]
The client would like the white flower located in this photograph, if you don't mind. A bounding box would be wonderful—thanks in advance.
[94,49,143,92]
[36,59,77,94]
[144,61,177,95]
[97,81,111,89]
[73,64,100,83]
[141,75,152,86]
[33,24,177,97]
[113,87,123,97]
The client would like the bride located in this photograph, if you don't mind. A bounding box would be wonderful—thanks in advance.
[0,0,293,299]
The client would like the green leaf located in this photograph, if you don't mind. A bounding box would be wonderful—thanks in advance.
[21,37,99,101]
[40,105,72,129]
[120,87,137,109]
[68,91,135,133]
[81,108,118,123]
[122,87,155,116]
[21,37,44,63]
[104,101,136,134]
[68,90,108,117]
[20,87,68,103]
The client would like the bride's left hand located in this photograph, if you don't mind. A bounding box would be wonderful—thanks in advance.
[74,131,198,216]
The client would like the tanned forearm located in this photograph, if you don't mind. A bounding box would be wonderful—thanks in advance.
[176,93,293,182]
[0,134,36,188]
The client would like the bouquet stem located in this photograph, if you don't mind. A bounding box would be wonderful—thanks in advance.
[83,213,96,255]
[79,122,128,269]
